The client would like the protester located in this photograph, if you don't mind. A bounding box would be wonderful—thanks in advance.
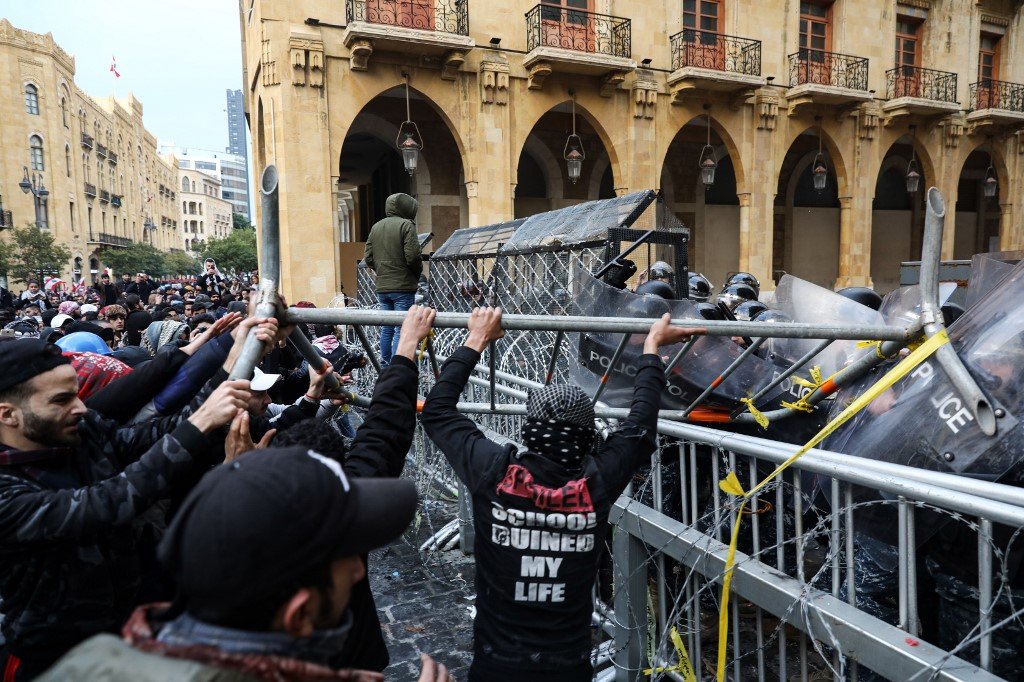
[96,273,119,306]
[363,193,422,366]
[422,307,690,682]
[0,313,283,678]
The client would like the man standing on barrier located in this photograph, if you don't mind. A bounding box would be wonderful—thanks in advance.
[422,307,690,682]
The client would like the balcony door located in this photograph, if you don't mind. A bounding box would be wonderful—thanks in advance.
[366,0,435,31]
[894,19,921,97]
[541,0,594,53]
[683,0,724,70]
[978,33,1001,108]
[798,1,832,84]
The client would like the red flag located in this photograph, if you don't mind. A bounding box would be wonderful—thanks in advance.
[110,56,120,78]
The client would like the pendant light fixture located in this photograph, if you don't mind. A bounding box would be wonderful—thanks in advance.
[563,90,585,185]
[699,103,717,188]
[396,72,423,176]
[905,125,921,194]
[984,138,998,198]
[811,116,828,192]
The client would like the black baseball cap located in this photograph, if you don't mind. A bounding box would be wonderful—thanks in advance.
[0,338,70,392]
[159,446,418,618]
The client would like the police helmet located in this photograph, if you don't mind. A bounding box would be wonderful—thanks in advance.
[688,273,712,302]
[753,309,794,324]
[649,261,674,281]
[635,280,676,300]
[717,283,757,312]
[693,302,724,321]
[836,286,882,311]
[724,272,760,297]
[734,300,769,321]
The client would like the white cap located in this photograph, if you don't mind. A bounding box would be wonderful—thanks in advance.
[250,367,281,392]
[80,304,98,314]
[51,314,74,328]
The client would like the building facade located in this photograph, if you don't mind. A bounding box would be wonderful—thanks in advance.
[176,166,234,252]
[174,148,251,220]
[0,18,183,284]
[240,0,1024,304]
[226,88,252,220]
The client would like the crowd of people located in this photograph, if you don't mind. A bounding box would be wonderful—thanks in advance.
[0,220,691,681]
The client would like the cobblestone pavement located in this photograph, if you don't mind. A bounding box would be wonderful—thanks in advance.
[369,500,477,680]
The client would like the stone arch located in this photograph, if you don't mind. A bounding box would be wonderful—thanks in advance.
[662,113,748,194]
[522,134,564,201]
[587,151,611,201]
[778,124,850,199]
[952,142,1010,257]
[513,98,622,201]
[344,111,434,194]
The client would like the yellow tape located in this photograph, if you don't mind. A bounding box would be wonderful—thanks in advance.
[714,330,950,681]
[740,398,770,430]
[416,329,436,363]
[780,399,815,413]
[643,626,697,681]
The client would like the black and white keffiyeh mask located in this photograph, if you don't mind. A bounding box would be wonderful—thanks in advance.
[522,384,598,466]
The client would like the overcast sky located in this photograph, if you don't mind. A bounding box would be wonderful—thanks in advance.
[3,1,245,154]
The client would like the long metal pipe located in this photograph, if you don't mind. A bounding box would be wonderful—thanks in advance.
[285,307,912,341]
[230,165,281,382]
[287,328,342,394]
[920,187,996,436]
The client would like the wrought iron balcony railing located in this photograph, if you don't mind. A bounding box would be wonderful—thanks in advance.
[99,189,110,203]
[89,232,133,248]
[96,144,107,159]
[670,29,760,75]
[886,65,957,102]
[970,79,1024,113]
[526,4,631,59]
[80,133,94,149]
[108,151,118,165]
[789,49,868,90]
[0,210,12,229]
[83,182,97,198]
[345,0,468,35]
[111,194,122,208]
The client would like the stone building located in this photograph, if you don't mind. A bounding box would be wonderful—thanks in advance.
[239,0,1024,303]
[172,147,252,220]
[175,165,235,252]
[0,18,183,284]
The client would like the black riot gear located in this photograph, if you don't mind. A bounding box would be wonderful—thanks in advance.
[717,283,757,312]
[688,273,712,302]
[724,272,760,297]
[635,280,676,300]
[836,286,883,311]
[734,300,769,321]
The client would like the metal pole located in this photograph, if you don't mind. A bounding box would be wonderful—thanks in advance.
[682,337,766,417]
[664,335,699,376]
[544,330,565,385]
[920,187,996,435]
[288,328,341,394]
[230,165,282,382]
[744,338,833,406]
[352,324,382,374]
[285,307,912,342]
[489,340,497,412]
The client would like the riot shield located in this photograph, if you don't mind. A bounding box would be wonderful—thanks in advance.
[965,251,1023,310]
[570,269,785,413]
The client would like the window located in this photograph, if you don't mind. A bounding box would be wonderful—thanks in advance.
[65,145,72,177]
[87,206,93,232]
[24,84,39,115]
[979,33,1001,83]
[895,19,920,68]
[799,1,831,56]
[60,97,68,127]
[69,202,75,231]
[182,176,190,192]
[29,135,44,170]
[83,153,90,181]
[684,0,720,34]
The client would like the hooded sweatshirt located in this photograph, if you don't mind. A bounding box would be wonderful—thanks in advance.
[363,193,422,293]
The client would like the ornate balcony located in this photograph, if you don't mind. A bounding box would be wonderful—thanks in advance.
[88,232,133,248]
[343,0,473,71]
[882,66,959,120]
[0,209,12,229]
[96,144,108,159]
[108,151,118,165]
[99,189,110,204]
[667,29,762,97]
[967,79,1024,127]
[523,4,634,90]
[787,49,871,111]
[111,194,122,208]
[83,182,97,198]
[80,133,94,150]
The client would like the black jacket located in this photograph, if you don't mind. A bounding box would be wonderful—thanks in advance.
[85,349,191,423]
[422,347,664,677]
[96,283,118,307]
[0,404,216,671]
[336,354,419,672]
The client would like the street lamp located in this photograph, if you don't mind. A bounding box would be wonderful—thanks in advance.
[395,72,423,176]
[811,117,827,192]
[904,125,921,194]
[563,90,585,185]
[698,105,717,188]
[984,164,998,198]
[19,166,48,228]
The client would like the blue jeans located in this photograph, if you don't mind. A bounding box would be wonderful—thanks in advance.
[377,291,415,366]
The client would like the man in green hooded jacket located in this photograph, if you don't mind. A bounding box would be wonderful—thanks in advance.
[363,193,422,365]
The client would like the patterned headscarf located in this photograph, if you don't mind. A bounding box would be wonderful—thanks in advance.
[66,351,132,399]
[58,301,80,316]
[141,320,189,356]
[521,384,598,466]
